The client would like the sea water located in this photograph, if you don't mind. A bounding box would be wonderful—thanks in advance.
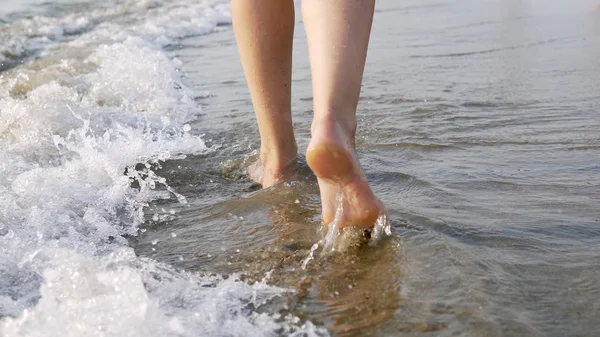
[0,1,325,336]
[2,0,600,336]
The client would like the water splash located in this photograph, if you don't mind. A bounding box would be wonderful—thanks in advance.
[301,242,320,270]
[302,194,391,269]
[320,193,345,253]
[0,1,327,336]
[370,212,392,241]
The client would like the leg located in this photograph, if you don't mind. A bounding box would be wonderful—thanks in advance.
[302,0,385,230]
[232,0,297,187]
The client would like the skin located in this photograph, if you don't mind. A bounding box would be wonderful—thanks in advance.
[232,0,386,230]
[231,0,297,187]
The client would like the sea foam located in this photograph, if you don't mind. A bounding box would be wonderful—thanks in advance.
[0,1,326,336]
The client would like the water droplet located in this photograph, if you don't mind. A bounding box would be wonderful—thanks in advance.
[302,242,320,270]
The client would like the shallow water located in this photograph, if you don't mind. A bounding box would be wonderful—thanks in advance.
[1,0,599,336]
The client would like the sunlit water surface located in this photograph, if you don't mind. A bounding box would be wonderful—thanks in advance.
[1,0,599,336]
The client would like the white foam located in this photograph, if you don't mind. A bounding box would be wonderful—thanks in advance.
[2,249,324,337]
[0,0,229,67]
[0,0,327,336]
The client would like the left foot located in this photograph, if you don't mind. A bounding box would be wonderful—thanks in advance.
[248,148,298,188]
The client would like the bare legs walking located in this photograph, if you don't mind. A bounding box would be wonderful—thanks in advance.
[232,0,386,230]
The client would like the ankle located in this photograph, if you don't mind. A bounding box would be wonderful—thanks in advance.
[311,114,357,146]
[311,108,357,133]
[260,143,297,173]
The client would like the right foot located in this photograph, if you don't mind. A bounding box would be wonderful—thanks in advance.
[306,119,386,231]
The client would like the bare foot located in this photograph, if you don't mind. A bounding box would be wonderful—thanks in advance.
[248,153,298,188]
[306,119,386,230]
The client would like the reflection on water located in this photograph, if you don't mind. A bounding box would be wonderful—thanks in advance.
[133,0,600,335]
